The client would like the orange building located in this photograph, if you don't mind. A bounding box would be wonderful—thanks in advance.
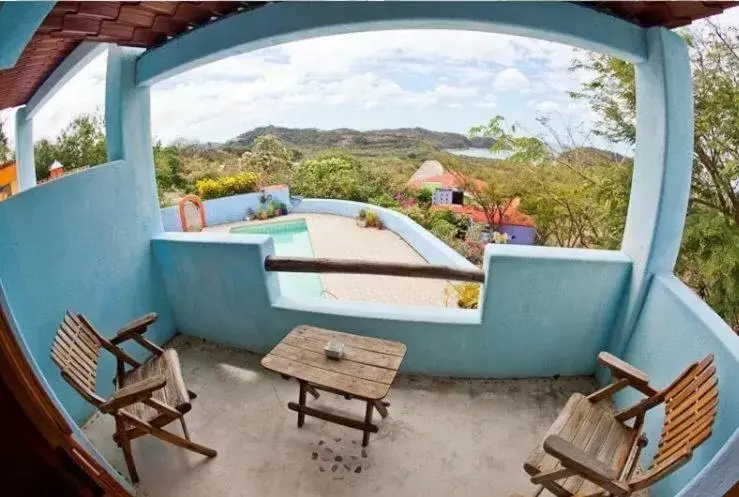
[0,160,19,201]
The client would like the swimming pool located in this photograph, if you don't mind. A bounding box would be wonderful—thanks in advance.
[230,219,323,298]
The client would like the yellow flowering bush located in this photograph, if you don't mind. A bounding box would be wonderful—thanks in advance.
[196,172,260,199]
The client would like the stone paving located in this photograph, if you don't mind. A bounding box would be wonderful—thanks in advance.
[206,213,458,307]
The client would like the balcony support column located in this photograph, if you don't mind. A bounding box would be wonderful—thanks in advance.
[104,45,163,233]
[610,27,693,356]
[14,106,36,191]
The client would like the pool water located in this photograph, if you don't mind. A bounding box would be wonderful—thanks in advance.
[230,219,323,298]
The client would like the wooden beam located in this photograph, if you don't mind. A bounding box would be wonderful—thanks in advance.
[264,256,485,283]
[287,401,379,433]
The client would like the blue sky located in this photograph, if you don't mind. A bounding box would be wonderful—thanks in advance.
[2,8,738,156]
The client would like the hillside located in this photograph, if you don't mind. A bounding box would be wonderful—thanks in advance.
[227,125,493,151]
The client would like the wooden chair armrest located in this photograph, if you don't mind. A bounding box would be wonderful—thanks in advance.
[111,313,158,344]
[598,352,658,396]
[100,375,166,413]
[543,436,631,496]
[615,392,666,422]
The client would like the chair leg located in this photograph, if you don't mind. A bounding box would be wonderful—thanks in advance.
[187,389,197,400]
[180,417,191,440]
[115,415,139,483]
[122,412,217,458]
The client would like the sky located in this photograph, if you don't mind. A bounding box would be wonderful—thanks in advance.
[2,8,739,155]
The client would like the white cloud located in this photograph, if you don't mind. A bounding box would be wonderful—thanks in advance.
[493,68,529,92]
[535,100,559,114]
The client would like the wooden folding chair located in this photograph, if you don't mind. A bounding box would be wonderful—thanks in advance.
[524,352,718,497]
[50,311,216,482]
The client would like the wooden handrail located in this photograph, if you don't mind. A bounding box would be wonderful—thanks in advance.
[264,256,485,283]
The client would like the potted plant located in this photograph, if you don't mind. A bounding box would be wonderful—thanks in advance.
[278,202,288,216]
[246,208,256,221]
[356,208,368,227]
[365,210,383,229]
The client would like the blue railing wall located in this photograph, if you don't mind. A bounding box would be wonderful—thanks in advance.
[151,232,631,377]
[0,162,176,423]
[614,274,739,497]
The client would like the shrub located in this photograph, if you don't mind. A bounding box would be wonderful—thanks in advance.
[445,283,481,309]
[196,171,260,200]
[415,187,433,205]
[365,210,383,228]
[369,193,400,209]
[357,208,367,219]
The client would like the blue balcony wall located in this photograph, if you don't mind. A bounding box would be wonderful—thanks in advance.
[151,233,631,377]
[0,162,176,423]
[615,274,739,497]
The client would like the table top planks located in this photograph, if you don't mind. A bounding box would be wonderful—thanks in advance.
[261,325,407,400]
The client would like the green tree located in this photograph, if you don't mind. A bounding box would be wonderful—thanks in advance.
[290,154,389,202]
[34,139,57,180]
[33,113,108,180]
[243,134,299,182]
[55,114,107,170]
[468,115,630,247]
[0,118,10,162]
[571,21,739,329]
[153,141,184,191]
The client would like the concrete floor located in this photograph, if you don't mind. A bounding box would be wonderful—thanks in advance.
[83,336,603,497]
[206,213,455,307]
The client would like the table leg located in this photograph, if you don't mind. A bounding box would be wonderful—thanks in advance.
[306,384,320,399]
[362,401,374,446]
[373,400,389,418]
[297,381,307,428]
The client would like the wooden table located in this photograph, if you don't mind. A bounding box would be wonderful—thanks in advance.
[261,325,407,446]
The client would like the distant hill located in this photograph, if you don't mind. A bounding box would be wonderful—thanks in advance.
[227,125,494,151]
[557,147,631,166]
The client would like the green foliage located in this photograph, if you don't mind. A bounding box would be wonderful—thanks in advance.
[290,154,390,202]
[0,118,10,162]
[153,141,185,192]
[414,187,433,205]
[34,113,107,179]
[679,209,739,330]
[195,171,260,200]
[365,210,383,229]
[368,193,400,209]
[357,208,367,220]
[570,21,739,329]
[243,134,298,181]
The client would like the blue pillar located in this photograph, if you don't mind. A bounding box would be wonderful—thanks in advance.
[14,106,36,191]
[610,27,693,356]
[104,45,163,233]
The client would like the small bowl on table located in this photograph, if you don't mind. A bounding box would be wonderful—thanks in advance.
[323,341,344,360]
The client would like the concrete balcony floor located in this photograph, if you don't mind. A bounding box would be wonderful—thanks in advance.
[83,336,616,497]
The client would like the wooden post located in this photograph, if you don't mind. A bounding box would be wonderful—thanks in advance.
[265,256,485,283]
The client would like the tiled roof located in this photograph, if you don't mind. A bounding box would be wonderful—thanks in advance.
[0,2,263,110]
[407,172,488,192]
[0,1,735,111]
[433,201,536,228]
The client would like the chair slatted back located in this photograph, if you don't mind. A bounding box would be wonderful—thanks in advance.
[50,311,104,406]
[650,354,718,472]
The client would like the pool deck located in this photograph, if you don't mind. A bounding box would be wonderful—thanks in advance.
[205,213,456,307]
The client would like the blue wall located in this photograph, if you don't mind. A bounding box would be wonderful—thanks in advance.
[614,275,739,497]
[152,234,631,377]
[161,185,291,231]
[498,224,536,245]
[0,162,176,423]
